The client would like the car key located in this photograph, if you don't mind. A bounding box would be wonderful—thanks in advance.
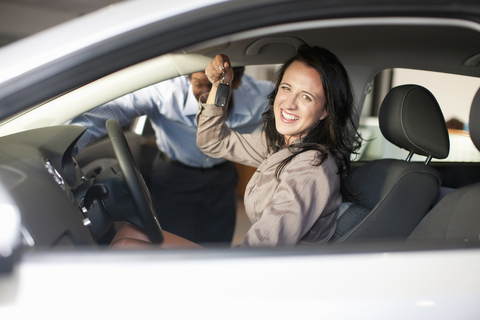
[215,58,230,108]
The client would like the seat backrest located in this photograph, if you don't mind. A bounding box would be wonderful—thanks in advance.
[331,85,450,244]
[407,87,480,242]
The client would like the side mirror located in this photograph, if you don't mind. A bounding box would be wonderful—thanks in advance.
[0,182,22,274]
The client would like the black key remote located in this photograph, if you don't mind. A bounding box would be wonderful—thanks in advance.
[214,57,230,108]
[215,82,230,107]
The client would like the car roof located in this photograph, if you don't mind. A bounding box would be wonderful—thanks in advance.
[0,0,224,83]
[0,0,479,121]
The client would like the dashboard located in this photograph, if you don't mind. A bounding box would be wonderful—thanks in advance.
[0,125,97,248]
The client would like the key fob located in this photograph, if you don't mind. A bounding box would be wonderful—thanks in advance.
[215,82,230,108]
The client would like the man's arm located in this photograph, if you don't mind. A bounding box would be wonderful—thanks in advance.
[69,79,180,151]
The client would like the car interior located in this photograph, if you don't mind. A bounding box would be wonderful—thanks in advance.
[0,13,480,252]
[407,88,480,244]
[331,84,450,244]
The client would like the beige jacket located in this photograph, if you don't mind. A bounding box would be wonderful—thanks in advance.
[196,103,340,247]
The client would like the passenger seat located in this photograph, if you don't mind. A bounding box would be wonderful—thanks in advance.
[407,87,480,243]
[331,85,450,244]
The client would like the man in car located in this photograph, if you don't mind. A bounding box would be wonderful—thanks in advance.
[70,67,273,245]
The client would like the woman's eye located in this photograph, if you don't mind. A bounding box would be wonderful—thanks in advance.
[302,94,312,102]
[280,85,291,91]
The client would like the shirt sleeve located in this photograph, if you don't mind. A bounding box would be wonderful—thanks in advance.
[196,102,267,168]
[241,156,335,247]
[68,77,185,151]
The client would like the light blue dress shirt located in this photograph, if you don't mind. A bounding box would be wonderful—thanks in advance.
[71,74,273,168]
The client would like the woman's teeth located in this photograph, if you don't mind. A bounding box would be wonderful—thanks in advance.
[282,109,299,120]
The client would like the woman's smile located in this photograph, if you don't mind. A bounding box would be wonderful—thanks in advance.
[281,108,300,121]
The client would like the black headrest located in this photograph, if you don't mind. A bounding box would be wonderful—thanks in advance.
[379,85,449,159]
[469,87,480,151]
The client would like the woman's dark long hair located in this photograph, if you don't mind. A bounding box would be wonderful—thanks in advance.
[262,45,362,198]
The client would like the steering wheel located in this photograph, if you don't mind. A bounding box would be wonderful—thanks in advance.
[106,119,164,244]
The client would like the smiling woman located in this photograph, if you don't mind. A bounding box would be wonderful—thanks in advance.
[110,45,362,248]
[274,60,328,144]
[195,45,363,247]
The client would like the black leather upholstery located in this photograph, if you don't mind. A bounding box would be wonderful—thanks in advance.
[408,87,480,242]
[469,88,480,150]
[379,85,449,159]
[332,85,449,244]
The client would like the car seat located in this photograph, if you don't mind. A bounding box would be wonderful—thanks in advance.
[407,87,480,243]
[330,85,450,244]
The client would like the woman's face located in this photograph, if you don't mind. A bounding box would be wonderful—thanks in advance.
[274,61,328,146]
